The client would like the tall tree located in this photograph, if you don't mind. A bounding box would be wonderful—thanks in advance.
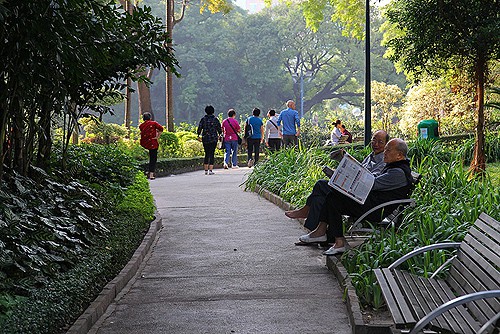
[164,0,232,131]
[383,0,500,174]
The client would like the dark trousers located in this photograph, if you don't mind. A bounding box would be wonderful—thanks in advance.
[203,141,217,165]
[282,135,298,147]
[304,180,334,241]
[247,138,261,162]
[319,190,368,240]
[267,138,282,151]
[148,149,158,173]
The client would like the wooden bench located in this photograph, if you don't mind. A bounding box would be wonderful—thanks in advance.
[374,212,500,334]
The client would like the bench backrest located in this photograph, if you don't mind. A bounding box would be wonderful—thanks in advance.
[446,213,500,325]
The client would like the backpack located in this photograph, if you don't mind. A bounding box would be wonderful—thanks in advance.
[244,119,253,139]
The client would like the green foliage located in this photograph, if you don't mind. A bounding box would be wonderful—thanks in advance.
[80,117,128,144]
[52,143,138,188]
[158,131,182,158]
[117,172,155,221]
[0,168,109,297]
[0,149,153,333]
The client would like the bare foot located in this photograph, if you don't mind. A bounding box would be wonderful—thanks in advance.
[285,206,310,219]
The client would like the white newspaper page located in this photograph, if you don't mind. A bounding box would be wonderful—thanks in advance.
[328,152,375,204]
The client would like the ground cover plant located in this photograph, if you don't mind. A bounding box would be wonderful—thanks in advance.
[244,133,500,310]
[0,144,155,333]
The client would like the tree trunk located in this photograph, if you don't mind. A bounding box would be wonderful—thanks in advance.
[123,0,134,133]
[36,101,52,170]
[469,56,487,175]
[165,0,174,131]
[137,68,154,122]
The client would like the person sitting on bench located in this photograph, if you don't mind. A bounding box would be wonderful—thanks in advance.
[286,130,389,244]
[300,138,414,255]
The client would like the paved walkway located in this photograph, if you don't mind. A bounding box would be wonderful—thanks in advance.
[90,167,351,334]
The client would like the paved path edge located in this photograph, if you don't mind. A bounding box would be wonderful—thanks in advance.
[254,185,392,334]
[66,212,162,334]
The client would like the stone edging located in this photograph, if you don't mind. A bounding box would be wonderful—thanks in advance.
[66,212,162,334]
[253,185,378,334]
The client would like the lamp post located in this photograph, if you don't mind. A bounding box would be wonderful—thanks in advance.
[291,68,313,118]
[364,0,372,147]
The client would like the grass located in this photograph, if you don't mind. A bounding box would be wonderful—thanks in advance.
[488,162,500,186]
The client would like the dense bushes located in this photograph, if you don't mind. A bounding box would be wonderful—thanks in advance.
[0,145,155,333]
[244,133,500,309]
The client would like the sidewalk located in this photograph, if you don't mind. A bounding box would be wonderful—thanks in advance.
[89,167,351,334]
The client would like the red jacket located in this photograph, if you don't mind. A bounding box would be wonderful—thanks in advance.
[139,120,164,150]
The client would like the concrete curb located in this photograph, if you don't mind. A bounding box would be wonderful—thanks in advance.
[253,185,390,334]
[66,212,162,334]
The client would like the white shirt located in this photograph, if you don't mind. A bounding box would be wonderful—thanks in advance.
[330,127,342,145]
[265,116,281,140]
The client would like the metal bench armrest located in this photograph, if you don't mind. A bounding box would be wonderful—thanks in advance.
[408,290,500,334]
[388,242,462,270]
[352,199,416,227]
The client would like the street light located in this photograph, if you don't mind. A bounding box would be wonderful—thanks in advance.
[291,68,313,118]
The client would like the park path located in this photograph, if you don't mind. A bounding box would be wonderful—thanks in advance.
[89,167,351,334]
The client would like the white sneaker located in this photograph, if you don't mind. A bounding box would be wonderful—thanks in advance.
[223,163,229,169]
[208,170,215,175]
[322,245,346,256]
[247,159,253,168]
[232,165,239,169]
[204,171,208,175]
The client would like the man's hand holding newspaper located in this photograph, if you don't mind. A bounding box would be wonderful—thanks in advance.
[327,152,375,204]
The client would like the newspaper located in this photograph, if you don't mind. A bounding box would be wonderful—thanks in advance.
[328,152,375,204]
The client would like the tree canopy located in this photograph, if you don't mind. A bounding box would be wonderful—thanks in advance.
[383,0,500,173]
[0,0,178,180]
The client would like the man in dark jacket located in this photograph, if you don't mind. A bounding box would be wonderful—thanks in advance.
[298,138,413,255]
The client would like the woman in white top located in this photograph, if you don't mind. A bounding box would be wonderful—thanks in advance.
[265,109,282,151]
[329,119,343,145]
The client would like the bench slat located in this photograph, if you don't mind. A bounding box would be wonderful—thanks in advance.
[398,271,450,331]
[374,268,415,326]
[421,276,479,334]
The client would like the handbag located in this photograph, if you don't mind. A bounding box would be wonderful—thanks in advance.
[217,134,224,149]
[227,119,243,145]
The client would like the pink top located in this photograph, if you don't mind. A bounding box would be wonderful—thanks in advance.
[222,118,241,141]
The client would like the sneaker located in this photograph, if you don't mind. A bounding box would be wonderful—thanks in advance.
[322,245,346,256]
[205,171,208,175]
[224,163,229,169]
[208,170,215,175]
[232,165,239,169]
[247,159,253,168]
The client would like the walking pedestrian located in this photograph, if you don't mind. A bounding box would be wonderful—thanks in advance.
[197,105,222,175]
[222,108,241,169]
[277,100,300,147]
[245,108,264,167]
[139,112,164,180]
[265,109,282,151]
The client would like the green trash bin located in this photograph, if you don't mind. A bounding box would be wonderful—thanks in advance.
[417,119,439,139]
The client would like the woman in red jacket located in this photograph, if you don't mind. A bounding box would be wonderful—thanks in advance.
[139,112,164,180]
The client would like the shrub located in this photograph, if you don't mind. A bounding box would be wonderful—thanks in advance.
[158,131,181,158]
[0,143,153,333]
